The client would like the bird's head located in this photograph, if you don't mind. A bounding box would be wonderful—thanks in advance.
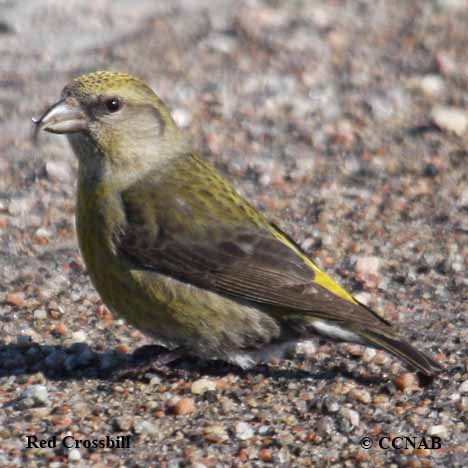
[34,71,188,184]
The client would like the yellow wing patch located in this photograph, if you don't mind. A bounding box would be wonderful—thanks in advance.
[271,230,357,304]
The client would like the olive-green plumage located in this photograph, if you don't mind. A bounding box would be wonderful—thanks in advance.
[34,71,442,377]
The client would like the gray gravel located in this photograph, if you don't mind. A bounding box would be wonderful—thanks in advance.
[1,0,467,466]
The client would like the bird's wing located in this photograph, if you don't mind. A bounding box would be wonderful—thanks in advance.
[116,155,391,329]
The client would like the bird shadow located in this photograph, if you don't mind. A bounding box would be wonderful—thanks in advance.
[0,340,436,390]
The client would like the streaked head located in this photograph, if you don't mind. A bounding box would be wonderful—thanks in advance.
[33,71,185,180]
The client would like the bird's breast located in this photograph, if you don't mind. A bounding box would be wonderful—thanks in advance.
[76,181,127,298]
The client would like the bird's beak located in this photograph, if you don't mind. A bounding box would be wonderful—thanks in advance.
[32,97,87,140]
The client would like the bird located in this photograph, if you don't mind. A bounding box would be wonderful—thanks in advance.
[33,71,443,378]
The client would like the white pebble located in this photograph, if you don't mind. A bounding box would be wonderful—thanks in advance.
[431,106,467,136]
[459,188,468,208]
[35,227,52,239]
[71,330,87,343]
[459,380,468,394]
[172,108,192,128]
[33,309,47,320]
[8,197,34,216]
[235,421,254,440]
[134,420,158,435]
[437,0,466,11]
[353,292,373,306]
[362,348,377,362]
[418,75,445,97]
[45,161,73,182]
[341,407,360,427]
[21,384,50,406]
[191,378,216,395]
[427,424,449,438]
[295,340,318,358]
[356,256,380,276]
[204,33,237,54]
[68,448,81,462]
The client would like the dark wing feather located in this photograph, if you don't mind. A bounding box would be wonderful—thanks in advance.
[116,156,391,329]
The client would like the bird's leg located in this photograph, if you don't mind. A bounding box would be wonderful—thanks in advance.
[110,345,188,380]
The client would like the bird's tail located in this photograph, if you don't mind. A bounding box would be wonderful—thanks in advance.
[356,328,443,377]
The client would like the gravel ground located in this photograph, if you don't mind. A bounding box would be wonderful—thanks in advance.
[1,0,467,466]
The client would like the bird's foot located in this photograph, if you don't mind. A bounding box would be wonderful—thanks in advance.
[109,345,188,381]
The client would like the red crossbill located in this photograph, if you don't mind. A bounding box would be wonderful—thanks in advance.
[33,71,442,378]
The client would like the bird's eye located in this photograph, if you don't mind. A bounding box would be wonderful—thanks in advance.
[105,97,122,113]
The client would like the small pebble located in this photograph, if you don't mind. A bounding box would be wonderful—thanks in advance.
[20,384,50,407]
[259,447,273,462]
[8,197,34,216]
[417,74,445,97]
[317,416,335,436]
[113,416,133,432]
[191,378,216,395]
[68,448,81,462]
[356,256,380,276]
[172,397,196,415]
[436,51,457,75]
[172,108,192,127]
[344,344,363,357]
[431,106,467,136]
[235,421,254,440]
[33,309,47,320]
[324,397,340,413]
[341,407,360,427]
[295,340,317,357]
[71,330,87,342]
[437,0,466,11]
[362,348,377,362]
[5,292,25,307]
[394,373,420,392]
[52,323,68,337]
[45,160,73,182]
[355,256,380,288]
[427,424,449,438]
[203,424,228,443]
[353,292,372,306]
[134,420,158,435]
[458,188,468,208]
[148,374,162,385]
[456,397,468,412]
[35,227,52,239]
[459,380,468,394]
[349,388,371,404]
